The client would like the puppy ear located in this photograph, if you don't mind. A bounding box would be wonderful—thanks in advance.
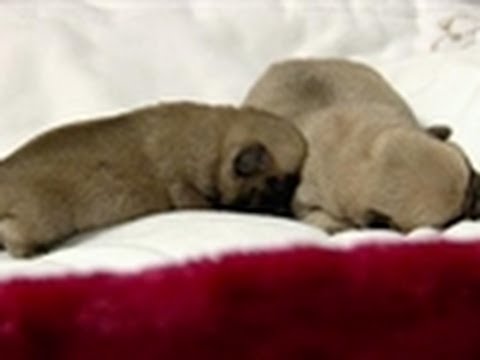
[234,143,271,178]
[467,172,480,219]
[426,125,452,141]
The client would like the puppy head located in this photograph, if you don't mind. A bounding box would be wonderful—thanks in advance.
[362,126,476,231]
[216,107,307,216]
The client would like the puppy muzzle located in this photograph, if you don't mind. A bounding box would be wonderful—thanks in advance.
[259,174,300,216]
[217,174,300,217]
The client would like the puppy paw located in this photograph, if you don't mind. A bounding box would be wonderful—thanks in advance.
[0,218,41,258]
[4,242,38,258]
[302,211,351,233]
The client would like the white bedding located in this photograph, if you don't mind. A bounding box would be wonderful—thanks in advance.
[1,0,480,279]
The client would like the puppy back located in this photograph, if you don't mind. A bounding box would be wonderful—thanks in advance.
[245,58,416,122]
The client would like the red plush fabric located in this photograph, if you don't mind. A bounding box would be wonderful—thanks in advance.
[1,241,480,359]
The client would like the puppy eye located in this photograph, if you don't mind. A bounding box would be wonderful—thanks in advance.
[365,210,393,229]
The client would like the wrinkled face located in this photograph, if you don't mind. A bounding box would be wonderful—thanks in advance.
[361,128,478,232]
[215,109,307,216]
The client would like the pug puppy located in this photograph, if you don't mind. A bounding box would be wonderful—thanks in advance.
[0,102,306,257]
[244,58,480,233]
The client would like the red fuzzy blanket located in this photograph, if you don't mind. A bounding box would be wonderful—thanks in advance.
[1,241,480,359]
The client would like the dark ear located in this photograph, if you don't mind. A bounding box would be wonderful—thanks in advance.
[426,125,452,141]
[233,143,271,178]
[467,172,480,219]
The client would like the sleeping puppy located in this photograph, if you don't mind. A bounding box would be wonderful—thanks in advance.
[244,58,480,233]
[0,102,306,257]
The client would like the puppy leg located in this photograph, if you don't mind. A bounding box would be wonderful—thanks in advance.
[301,210,351,233]
[0,189,76,258]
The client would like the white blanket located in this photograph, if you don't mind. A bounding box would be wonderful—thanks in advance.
[1,0,480,279]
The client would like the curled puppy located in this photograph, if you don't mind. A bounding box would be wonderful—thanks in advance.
[0,102,306,257]
[244,58,480,233]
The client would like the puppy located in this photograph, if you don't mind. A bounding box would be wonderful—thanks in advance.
[0,102,306,257]
[244,59,480,232]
